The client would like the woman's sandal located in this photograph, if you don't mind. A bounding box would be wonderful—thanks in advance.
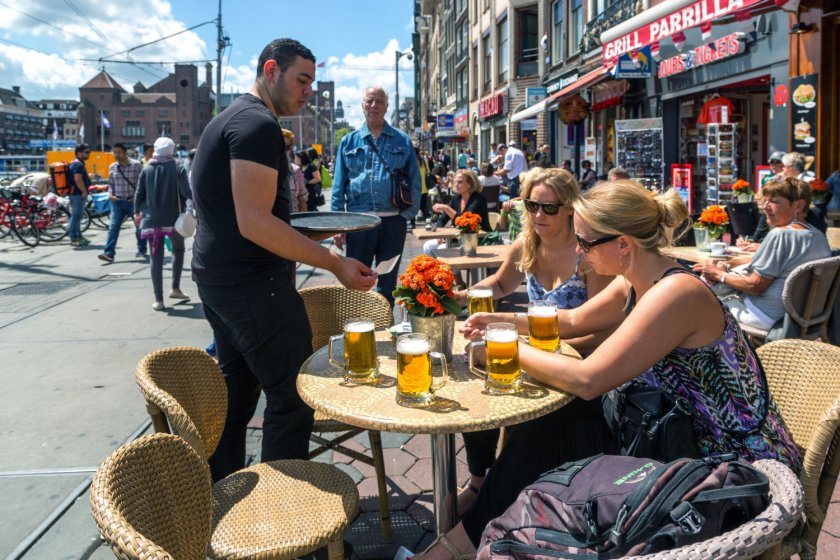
[421,533,476,560]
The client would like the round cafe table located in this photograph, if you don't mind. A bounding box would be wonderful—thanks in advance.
[297,328,579,536]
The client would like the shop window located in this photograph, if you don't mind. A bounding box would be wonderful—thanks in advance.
[497,16,508,83]
[517,7,538,76]
[552,0,564,63]
[569,0,582,54]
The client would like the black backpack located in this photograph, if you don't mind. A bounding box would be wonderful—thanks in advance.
[476,453,769,560]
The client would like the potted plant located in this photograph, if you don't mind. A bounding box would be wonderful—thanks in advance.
[732,179,754,203]
[694,204,729,250]
[393,255,461,361]
[455,211,482,256]
[810,178,832,209]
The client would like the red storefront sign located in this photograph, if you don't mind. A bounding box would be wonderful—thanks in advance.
[658,33,744,78]
[603,0,761,63]
[479,92,508,119]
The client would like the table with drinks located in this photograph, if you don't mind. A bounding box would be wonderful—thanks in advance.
[433,244,513,284]
[662,245,752,264]
[296,298,578,536]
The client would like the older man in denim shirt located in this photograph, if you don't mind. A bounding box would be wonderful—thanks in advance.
[332,86,421,304]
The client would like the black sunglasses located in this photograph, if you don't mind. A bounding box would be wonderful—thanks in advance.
[575,233,620,253]
[523,199,562,215]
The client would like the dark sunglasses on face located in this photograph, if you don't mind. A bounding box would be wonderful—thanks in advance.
[575,233,620,253]
[523,199,562,215]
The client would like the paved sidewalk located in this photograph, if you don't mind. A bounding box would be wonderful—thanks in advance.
[2,218,838,559]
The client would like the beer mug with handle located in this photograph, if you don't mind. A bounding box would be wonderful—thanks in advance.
[469,322,522,394]
[328,317,379,383]
[467,286,495,315]
[528,300,559,351]
[396,333,448,407]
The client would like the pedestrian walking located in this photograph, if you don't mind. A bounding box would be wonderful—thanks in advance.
[98,143,147,263]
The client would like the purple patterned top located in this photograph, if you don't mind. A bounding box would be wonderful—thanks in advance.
[636,270,802,473]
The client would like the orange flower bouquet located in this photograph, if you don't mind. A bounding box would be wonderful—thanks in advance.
[696,204,730,239]
[810,178,830,204]
[393,255,461,317]
[732,179,753,195]
[454,211,482,234]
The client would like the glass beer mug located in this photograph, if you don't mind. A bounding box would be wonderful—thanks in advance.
[328,318,378,383]
[469,322,521,394]
[527,300,559,352]
[395,333,448,407]
[467,286,494,315]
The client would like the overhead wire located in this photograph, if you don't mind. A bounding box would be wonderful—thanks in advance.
[0,0,107,50]
[63,0,109,43]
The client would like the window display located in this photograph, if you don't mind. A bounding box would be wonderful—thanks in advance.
[615,118,664,191]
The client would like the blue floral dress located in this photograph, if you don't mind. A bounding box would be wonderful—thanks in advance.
[526,255,588,309]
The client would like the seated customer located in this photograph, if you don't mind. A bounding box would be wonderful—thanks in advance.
[417,181,801,560]
[695,177,831,331]
[452,167,614,514]
[744,178,827,248]
[423,169,491,256]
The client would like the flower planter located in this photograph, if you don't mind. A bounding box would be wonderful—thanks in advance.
[407,313,456,362]
[459,232,478,257]
[736,194,754,204]
[693,227,714,251]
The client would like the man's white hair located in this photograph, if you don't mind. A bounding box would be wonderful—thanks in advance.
[363,86,389,102]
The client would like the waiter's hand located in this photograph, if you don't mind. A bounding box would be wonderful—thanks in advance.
[335,256,378,291]
[333,233,346,251]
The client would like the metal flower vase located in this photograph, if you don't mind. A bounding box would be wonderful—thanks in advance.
[408,313,456,362]
[459,232,478,257]
[736,193,754,204]
[693,227,711,251]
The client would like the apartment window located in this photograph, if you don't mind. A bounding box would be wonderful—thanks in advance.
[122,120,145,137]
[136,110,145,116]
[497,16,508,82]
[517,8,539,76]
[589,0,607,20]
[569,0,583,54]
[482,34,492,92]
[455,0,466,15]
[459,22,469,60]
[457,68,468,104]
[157,120,172,135]
[121,109,130,117]
[180,134,190,144]
[472,44,479,100]
[552,0,564,63]
[159,109,169,117]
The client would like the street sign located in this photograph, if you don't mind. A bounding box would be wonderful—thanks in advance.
[29,140,76,149]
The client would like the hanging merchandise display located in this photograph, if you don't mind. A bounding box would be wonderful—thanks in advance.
[705,122,742,204]
[697,94,735,125]
[615,118,664,191]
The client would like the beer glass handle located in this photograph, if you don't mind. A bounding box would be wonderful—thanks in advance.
[468,341,488,379]
[328,334,343,370]
[429,351,448,391]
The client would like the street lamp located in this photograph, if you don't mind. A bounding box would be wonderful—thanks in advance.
[395,49,412,131]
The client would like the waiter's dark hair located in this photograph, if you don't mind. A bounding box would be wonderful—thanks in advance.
[257,39,316,77]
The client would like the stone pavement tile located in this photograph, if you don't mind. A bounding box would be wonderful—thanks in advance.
[346,511,428,560]
[383,447,421,476]
[381,432,414,449]
[406,493,435,532]
[358,475,421,512]
[335,462,365,485]
[350,457,378,478]
[354,431,372,450]
[403,434,432,459]
[405,457,433,492]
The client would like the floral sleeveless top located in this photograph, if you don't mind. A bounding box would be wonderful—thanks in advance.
[634,269,802,473]
[526,255,588,310]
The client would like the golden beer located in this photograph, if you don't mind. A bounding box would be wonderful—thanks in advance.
[397,337,433,403]
[528,301,559,352]
[485,325,521,393]
[468,287,495,315]
[343,320,377,380]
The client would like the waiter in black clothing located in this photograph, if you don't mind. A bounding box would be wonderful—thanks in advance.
[190,38,376,481]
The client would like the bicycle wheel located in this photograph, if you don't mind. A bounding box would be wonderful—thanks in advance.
[91,210,110,229]
[39,207,70,242]
[80,207,91,232]
[0,211,11,239]
[13,213,40,247]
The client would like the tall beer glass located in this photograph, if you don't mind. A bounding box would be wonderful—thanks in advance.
[527,300,559,352]
[328,318,378,383]
[469,322,521,394]
[467,286,494,315]
[396,333,448,407]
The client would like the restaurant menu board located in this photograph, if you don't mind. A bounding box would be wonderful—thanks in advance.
[790,74,818,180]
[672,163,694,213]
[615,118,664,191]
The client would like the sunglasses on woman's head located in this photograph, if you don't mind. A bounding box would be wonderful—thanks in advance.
[523,199,562,215]
[574,233,620,253]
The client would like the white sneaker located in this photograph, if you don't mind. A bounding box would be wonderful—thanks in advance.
[169,288,190,300]
[152,301,165,311]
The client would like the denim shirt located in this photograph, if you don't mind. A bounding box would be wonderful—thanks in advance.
[331,121,422,220]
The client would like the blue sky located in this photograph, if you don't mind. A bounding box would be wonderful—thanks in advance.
[0,0,416,124]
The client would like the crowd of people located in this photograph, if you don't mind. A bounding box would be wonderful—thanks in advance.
[45,35,838,560]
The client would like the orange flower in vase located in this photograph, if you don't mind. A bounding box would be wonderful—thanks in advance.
[696,205,729,240]
[393,255,461,317]
[810,178,830,204]
[454,211,482,234]
[732,179,753,199]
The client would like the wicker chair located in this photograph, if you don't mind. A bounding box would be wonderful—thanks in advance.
[739,255,840,344]
[756,340,840,559]
[299,285,394,540]
[626,460,803,560]
[134,347,359,559]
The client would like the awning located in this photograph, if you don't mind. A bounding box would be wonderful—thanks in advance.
[510,99,547,123]
[600,0,766,64]
[545,66,610,107]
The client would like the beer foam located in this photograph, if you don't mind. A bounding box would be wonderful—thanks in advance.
[485,328,519,343]
[468,287,493,298]
[398,338,430,355]
[528,305,557,318]
[346,321,375,333]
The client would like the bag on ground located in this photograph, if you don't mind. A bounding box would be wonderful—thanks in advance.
[476,453,769,560]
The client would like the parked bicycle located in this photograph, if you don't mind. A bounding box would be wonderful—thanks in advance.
[0,188,40,247]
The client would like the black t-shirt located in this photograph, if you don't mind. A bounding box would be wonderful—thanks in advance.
[191,94,290,285]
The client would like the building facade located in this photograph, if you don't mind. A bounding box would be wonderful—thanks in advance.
[0,87,45,155]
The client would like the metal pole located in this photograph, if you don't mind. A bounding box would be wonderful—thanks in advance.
[395,51,400,131]
[430,433,457,536]
[216,0,223,110]
[99,110,104,152]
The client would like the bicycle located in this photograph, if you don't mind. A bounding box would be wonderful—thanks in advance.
[0,188,41,247]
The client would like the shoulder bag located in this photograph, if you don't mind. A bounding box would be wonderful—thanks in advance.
[365,137,413,210]
[173,166,196,237]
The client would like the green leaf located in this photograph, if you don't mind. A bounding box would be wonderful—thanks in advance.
[440,296,462,316]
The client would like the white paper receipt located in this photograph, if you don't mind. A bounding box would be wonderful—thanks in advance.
[374,255,400,275]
